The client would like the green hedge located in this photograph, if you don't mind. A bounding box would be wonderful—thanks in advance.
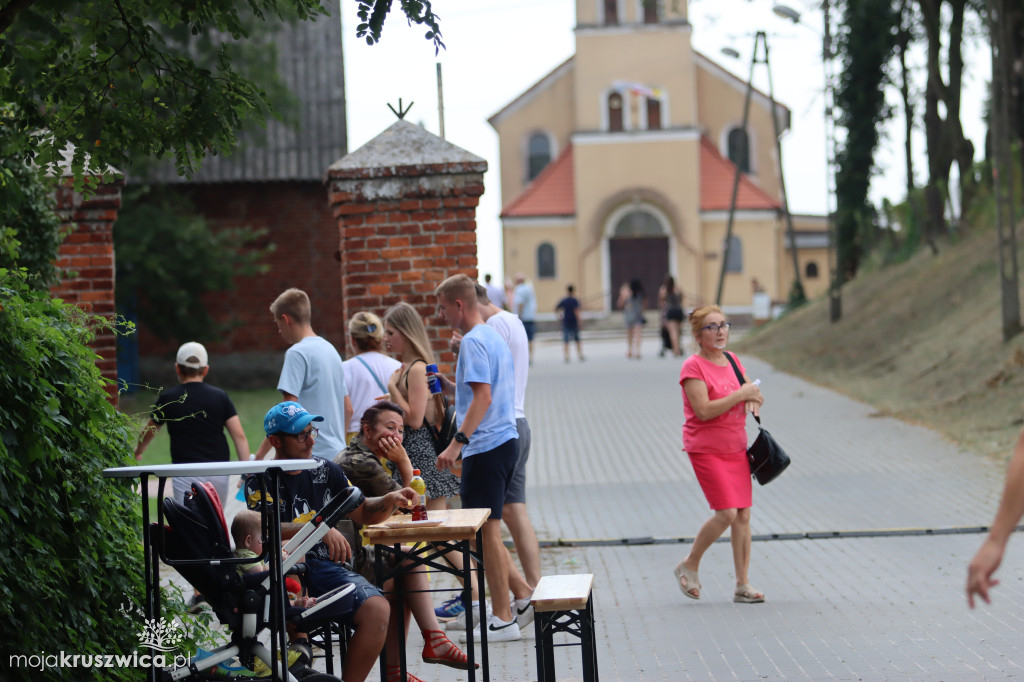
[0,268,144,681]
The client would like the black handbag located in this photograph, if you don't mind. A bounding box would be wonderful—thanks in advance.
[724,352,791,485]
[428,394,458,454]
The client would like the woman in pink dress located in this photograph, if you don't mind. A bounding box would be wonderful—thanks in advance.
[675,304,766,603]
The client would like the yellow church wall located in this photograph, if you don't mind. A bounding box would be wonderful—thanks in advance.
[490,64,576,208]
[698,214,781,309]
[574,28,696,131]
[696,62,783,201]
[502,220,579,313]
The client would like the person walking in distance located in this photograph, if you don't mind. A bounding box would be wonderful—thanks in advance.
[512,273,537,363]
[435,274,524,642]
[483,273,506,310]
[555,284,585,363]
[675,305,766,603]
[618,279,646,359]
[254,288,352,461]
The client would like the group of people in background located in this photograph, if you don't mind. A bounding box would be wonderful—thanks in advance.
[136,275,543,682]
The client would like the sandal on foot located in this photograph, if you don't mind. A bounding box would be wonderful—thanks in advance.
[734,584,765,603]
[386,664,426,682]
[673,562,701,599]
[422,629,479,670]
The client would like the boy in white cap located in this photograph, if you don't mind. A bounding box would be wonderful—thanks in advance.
[135,341,250,503]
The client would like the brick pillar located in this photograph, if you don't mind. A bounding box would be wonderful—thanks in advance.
[50,176,125,403]
[326,120,487,372]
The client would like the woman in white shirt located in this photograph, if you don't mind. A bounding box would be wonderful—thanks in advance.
[341,312,402,442]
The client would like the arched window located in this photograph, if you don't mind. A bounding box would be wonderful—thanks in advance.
[642,0,658,23]
[614,210,663,237]
[604,0,618,25]
[608,92,624,132]
[527,134,551,181]
[724,235,743,272]
[646,97,662,130]
[805,261,819,279]
[537,243,556,279]
[727,127,750,173]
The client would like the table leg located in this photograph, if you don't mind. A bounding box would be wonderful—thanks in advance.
[394,542,409,680]
[476,528,489,682]
[581,595,598,682]
[376,543,387,682]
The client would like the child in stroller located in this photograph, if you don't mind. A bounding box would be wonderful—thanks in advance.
[159,481,364,680]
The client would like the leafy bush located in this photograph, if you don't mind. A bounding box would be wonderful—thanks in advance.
[0,267,144,681]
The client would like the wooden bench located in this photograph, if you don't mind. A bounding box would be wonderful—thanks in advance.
[531,573,599,682]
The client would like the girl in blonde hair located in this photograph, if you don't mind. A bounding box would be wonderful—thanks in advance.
[342,311,402,442]
[384,302,460,506]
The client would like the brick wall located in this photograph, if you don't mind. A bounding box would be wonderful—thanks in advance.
[134,180,345,365]
[51,177,124,402]
[327,163,486,374]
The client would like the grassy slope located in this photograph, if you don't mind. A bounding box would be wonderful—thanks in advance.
[733,225,1024,464]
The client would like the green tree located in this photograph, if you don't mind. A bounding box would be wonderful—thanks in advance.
[833,0,898,281]
[114,185,273,344]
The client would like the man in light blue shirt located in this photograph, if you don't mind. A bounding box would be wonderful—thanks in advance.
[513,273,538,363]
[435,273,522,642]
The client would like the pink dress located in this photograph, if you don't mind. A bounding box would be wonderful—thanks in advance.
[680,353,752,510]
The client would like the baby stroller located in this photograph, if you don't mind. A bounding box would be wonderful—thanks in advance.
[156,480,364,681]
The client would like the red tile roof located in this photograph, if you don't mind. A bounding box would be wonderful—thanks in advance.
[500,137,780,219]
[699,136,780,211]
[500,145,575,218]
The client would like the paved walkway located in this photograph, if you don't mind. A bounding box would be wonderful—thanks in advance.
[213,332,1024,680]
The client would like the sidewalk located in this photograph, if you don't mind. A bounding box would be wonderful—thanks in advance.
[209,334,1024,680]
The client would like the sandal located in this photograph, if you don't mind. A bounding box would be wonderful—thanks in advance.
[673,562,701,600]
[734,584,765,603]
[386,664,426,682]
[422,629,479,670]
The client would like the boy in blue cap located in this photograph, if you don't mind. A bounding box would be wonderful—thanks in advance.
[247,401,415,682]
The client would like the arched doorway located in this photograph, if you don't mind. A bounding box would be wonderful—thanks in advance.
[607,206,670,310]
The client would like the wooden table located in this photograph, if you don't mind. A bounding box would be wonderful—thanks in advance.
[364,508,491,682]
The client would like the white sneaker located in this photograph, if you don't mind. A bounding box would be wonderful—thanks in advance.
[514,596,534,629]
[457,614,522,643]
[445,601,490,631]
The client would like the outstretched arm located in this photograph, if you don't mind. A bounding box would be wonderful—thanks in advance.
[968,426,1024,607]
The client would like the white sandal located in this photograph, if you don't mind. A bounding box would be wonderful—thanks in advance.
[734,584,765,603]
[673,562,701,600]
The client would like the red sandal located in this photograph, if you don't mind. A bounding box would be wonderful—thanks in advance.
[421,629,479,670]
[386,664,425,682]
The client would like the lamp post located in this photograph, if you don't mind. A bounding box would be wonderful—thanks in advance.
[773,2,841,321]
[715,31,805,309]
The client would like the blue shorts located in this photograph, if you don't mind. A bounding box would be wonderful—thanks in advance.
[562,326,580,344]
[504,419,531,505]
[305,557,384,627]
[522,320,536,341]
[461,438,518,521]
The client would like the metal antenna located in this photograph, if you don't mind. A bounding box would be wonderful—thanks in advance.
[387,99,414,120]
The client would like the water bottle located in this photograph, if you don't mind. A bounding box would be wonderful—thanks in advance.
[410,469,428,521]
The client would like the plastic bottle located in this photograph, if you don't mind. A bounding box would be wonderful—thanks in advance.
[410,469,428,521]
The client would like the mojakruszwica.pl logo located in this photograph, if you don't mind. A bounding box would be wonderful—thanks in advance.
[8,605,194,671]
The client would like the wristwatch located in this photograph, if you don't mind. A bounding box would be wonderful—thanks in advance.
[454,431,470,445]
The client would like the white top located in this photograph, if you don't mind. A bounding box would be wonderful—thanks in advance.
[103,459,319,479]
[514,282,537,321]
[485,282,506,308]
[486,310,529,419]
[342,351,402,432]
[278,336,349,460]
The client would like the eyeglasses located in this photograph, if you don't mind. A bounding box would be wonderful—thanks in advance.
[701,322,732,333]
[288,427,319,444]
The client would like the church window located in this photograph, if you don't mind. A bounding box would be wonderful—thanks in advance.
[724,235,743,272]
[646,97,662,130]
[805,261,819,279]
[727,127,750,173]
[643,0,659,23]
[614,210,663,237]
[604,0,618,25]
[608,92,624,132]
[537,243,556,279]
[527,133,551,181]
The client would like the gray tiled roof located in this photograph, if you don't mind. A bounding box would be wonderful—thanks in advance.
[144,2,346,184]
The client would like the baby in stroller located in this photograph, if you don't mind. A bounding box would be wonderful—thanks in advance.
[159,480,364,681]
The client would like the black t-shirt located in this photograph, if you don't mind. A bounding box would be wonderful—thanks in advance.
[556,296,580,328]
[245,457,351,562]
[152,382,237,465]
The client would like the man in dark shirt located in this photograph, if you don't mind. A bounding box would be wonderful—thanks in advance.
[135,342,249,502]
[555,285,585,364]
[247,401,415,682]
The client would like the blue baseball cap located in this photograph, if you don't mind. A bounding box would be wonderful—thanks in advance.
[264,401,324,436]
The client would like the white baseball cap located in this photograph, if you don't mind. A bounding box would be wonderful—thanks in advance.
[175,341,209,369]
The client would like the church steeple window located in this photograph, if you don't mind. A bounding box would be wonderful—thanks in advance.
[642,0,659,23]
[727,127,751,174]
[604,0,618,25]
[608,92,624,132]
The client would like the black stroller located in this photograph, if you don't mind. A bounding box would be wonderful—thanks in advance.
[156,481,364,681]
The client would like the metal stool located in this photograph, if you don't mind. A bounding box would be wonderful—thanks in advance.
[532,573,598,682]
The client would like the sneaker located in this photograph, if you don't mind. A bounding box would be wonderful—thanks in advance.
[446,601,490,631]
[514,597,534,629]
[434,593,466,622]
[457,614,522,643]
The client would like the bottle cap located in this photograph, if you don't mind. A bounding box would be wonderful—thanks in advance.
[413,469,421,475]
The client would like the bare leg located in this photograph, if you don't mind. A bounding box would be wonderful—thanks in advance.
[668,320,682,355]
[502,502,540,587]
[344,594,390,682]
[682,508,738,573]
[480,520,512,622]
[730,507,753,585]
